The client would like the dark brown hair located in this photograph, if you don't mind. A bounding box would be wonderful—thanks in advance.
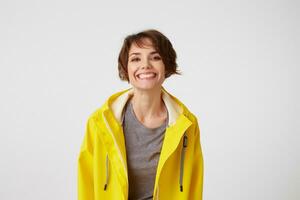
[118,29,181,82]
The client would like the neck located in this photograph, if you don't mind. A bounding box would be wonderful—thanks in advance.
[130,87,166,121]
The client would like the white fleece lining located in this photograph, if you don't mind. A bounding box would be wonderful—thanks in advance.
[110,87,183,126]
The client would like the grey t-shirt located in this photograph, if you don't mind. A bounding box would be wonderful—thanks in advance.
[122,99,168,200]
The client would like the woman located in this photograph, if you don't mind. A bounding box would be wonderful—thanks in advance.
[78,29,204,200]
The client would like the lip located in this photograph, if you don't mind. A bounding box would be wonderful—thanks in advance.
[136,72,157,76]
[136,72,157,79]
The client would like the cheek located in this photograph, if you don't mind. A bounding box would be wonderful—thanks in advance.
[158,64,166,74]
[127,65,136,80]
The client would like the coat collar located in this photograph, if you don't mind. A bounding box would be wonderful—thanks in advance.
[107,86,184,127]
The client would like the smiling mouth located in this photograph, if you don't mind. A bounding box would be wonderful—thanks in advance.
[136,72,157,80]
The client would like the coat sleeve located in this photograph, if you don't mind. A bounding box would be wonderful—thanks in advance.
[78,117,96,200]
[189,119,204,199]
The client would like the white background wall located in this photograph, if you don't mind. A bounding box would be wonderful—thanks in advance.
[0,0,299,199]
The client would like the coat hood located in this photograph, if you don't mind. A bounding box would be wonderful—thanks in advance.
[102,86,192,127]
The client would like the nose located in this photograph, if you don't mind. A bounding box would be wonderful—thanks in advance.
[141,58,152,69]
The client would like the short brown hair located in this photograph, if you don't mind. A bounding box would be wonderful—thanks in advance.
[118,29,181,82]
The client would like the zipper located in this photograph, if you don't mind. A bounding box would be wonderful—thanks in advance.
[180,133,187,192]
[102,112,129,198]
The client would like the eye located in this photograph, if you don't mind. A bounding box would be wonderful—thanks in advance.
[152,55,162,60]
[130,57,140,62]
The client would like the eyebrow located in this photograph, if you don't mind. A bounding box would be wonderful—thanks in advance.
[129,51,159,57]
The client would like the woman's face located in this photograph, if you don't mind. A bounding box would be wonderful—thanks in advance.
[127,38,165,91]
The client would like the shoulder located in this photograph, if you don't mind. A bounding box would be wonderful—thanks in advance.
[86,88,130,123]
[165,91,200,137]
[165,89,199,124]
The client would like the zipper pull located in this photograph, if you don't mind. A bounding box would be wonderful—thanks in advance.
[183,135,188,148]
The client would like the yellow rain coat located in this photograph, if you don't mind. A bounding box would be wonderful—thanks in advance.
[78,87,204,200]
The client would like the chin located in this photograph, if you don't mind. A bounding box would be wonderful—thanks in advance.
[132,83,162,91]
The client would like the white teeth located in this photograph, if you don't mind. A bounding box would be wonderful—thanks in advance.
[137,73,156,79]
